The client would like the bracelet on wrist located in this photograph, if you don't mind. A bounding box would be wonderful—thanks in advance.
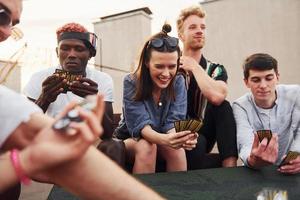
[10,149,31,185]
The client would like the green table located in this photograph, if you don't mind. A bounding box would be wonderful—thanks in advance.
[48,166,300,200]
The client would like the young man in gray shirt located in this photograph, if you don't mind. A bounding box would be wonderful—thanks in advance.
[233,53,300,174]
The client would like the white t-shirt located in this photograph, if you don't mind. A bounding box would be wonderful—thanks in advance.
[0,86,42,147]
[23,66,113,117]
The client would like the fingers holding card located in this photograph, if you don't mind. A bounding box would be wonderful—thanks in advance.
[54,69,83,93]
[278,151,300,167]
[257,130,272,144]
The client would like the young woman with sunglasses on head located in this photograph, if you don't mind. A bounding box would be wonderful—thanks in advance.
[115,24,198,174]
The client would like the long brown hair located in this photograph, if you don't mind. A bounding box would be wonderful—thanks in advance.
[133,24,181,101]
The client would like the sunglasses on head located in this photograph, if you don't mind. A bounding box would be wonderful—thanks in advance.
[148,37,179,50]
[0,8,12,27]
[88,32,98,49]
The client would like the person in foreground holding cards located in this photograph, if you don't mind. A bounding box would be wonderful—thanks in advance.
[0,0,164,199]
[114,24,198,174]
[232,53,300,174]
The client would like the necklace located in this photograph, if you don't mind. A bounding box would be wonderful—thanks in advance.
[152,91,162,107]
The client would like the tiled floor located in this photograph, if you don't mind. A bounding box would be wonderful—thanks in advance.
[19,182,52,200]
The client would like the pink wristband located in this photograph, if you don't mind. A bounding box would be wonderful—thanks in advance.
[10,149,31,185]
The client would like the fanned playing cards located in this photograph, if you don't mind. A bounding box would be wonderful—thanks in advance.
[174,119,203,133]
[54,69,83,82]
[54,69,83,93]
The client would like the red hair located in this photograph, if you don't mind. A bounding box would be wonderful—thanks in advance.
[56,23,88,38]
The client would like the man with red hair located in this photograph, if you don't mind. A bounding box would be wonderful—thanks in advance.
[24,23,114,137]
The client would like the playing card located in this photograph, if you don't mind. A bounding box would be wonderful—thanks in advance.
[55,69,69,76]
[278,151,300,167]
[257,130,272,143]
[186,119,202,132]
[186,119,195,131]
[191,120,203,133]
[54,69,69,93]
[174,120,180,132]
[180,120,189,132]
[54,69,82,93]
[174,119,203,133]
[69,74,83,82]
[174,120,188,132]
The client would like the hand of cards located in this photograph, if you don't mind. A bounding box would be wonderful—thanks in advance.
[54,69,83,93]
[174,119,203,133]
[256,188,288,200]
[257,130,272,143]
[278,151,300,167]
[53,95,97,132]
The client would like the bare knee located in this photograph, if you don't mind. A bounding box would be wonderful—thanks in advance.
[222,156,237,167]
[163,148,185,161]
[160,147,186,172]
[134,139,157,163]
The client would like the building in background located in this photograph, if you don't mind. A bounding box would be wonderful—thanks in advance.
[201,0,300,102]
[0,38,56,93]
[93,7,152,112]
[1,1,299,112]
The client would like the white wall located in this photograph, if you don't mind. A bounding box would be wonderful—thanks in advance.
[202,0,300,102]
[0,62,21,92]
[94,10,152,112]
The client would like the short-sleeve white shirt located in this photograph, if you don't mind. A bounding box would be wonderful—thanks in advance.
[23,66,113,117]
[0,86,42,147]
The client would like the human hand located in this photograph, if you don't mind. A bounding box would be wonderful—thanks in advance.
[162,130,197,149]
[182,133,198,150]
[2,95,105,152]
[278,155,300,174]
[247,134,278,168]
[179,56,199,73]
[69,77,98,97]
[19,99,103,177]
[39,74,67,103]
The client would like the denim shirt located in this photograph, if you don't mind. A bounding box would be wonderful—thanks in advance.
[115,74,187,140]
[233,84,300,166]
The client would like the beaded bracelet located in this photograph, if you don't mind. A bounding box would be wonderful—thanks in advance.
[10,149,31,185]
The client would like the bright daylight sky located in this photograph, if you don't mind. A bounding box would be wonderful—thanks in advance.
[0,0,202,90]
[0,0,201,58]
[0,0,201,59]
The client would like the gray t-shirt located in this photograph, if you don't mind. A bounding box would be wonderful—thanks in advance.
[0,86,42,147]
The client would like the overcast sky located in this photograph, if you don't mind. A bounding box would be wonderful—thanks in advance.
[0,0,203,87]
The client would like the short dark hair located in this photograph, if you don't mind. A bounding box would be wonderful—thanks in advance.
[243,53,278,79]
